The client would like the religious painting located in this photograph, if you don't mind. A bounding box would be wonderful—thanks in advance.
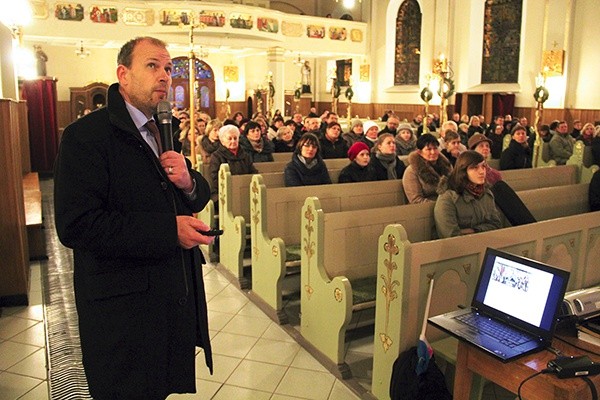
[159,9,192,26]
[360,64,370,82]
[230,13,253,29]
[55,3,84,21]
[329,27,347,41]
[122,7,154,26]
[90,6,117,23]
[542,49,564,76]
[307,25,325,39]
[481,0,522,83]
[282,21,303,37]
[198,10,225,27]
[223,66,239,82]
[257,17,278,33]
[336,59,352,87]
[31,1,49,19]
[394,0,421,86]
[350,29,363,42]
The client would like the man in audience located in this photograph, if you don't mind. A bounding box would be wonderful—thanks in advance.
[478,114,488,131]
[548,120,575,165]
[320,121,349,159]
[486,115,507,136]
[304,116,322,137]
[320,112,338,135]
[410,114,423,131]
[417,114,437,136]
[571,119,582,139]
[379,114,400,136]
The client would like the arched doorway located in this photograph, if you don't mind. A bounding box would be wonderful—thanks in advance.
[170,57,216,117]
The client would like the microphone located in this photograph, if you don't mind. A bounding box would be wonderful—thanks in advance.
[156,100,174,152]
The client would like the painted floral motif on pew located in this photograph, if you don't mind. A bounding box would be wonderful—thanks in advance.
[251,180,261,260]
[303,205,316,299]
[379,233,400,353]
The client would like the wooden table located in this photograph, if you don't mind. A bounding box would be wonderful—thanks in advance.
[453,332,600,400]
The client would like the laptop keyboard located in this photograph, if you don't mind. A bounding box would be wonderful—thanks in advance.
[455,313,530,348]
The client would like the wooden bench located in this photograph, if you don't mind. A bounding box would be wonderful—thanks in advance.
[22,172,46,260]
[370,207,599,399]
[533,140,557,168]
[248,178,408,324]
[298,183,591,379]
[567,140,599,184]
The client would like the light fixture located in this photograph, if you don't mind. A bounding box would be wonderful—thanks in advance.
[75,41,90,59]
[0,0,32,43]
[293,53,305,67]
[336,0,362,9]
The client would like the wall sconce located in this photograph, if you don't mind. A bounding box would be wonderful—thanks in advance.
[75,40,90,59]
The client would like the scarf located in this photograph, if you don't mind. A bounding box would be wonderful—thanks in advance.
[298,155,318,169]
[249,137,264,153]
[376,152,398,180]
[465,182,485,199]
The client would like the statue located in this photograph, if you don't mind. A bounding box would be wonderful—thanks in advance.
[34,45,48,77]
[301,60,311,94]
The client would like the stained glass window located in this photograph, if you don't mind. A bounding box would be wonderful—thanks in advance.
[172,58,213,80]
[394,0,422,86]
[481,0,522,83]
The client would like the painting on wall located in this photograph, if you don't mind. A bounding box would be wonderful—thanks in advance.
[230,13,253,29]
[90,6,117,23]
[122,7,154,26]
[55,3,84,21]
[31,1,49,19]
[307,25,325,39]
[329,27,347,41]
[336,59,352,87]
[224,66,239,82]
[360,64,370,82]
[257,17,278,33]
[481,0,522,83]
[282,21,303,37]
[542,49,564,76]
[160,9,192,26]
[199,10,225,27]
[350,29,363,42]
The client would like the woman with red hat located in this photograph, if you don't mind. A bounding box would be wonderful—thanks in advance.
[338,141,378,183]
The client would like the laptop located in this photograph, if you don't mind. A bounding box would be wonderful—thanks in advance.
[428,248,570,362]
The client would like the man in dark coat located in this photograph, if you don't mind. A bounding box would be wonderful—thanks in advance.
[54,37,214,400]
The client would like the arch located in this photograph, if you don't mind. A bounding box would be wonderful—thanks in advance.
[171,57,216,117]
[394,0,422,85]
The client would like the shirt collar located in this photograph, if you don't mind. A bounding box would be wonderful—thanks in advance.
[124,101,153,131]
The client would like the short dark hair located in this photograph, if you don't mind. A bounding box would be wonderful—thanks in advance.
[244,121,261,135]
[117,37,167,67]
[416,133,439,150]
[296,133,320,153]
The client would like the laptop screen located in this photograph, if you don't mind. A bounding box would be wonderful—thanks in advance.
[473,248,570,337]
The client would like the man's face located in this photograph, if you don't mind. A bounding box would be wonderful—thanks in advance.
[293,113,303,124]
[326,124,341,140]
[557,123,568,134]
[386,117,399,132]
[117,39,173,118]
[574,121,583,130]
[306,118,320,131]
[328,114,338,124]
[520,117,528,126]
[415,114,423,123]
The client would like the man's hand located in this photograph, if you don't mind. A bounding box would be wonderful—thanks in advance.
[160,151,194,192]
[176,216,215,249]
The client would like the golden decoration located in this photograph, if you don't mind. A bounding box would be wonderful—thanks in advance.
[334,288,343,302]
[380,333,393,352]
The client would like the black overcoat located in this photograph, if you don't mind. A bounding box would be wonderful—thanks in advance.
[54,83,212,399]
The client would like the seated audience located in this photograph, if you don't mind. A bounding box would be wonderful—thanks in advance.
[468,133,502,186]
[434,151,502,238]
[239,120,275,162]
[231,111,244,126]
[576,122,595,146]
[440,131,461,167]
[378,114,400,136]
[360,121,380,149]
[320,122,350,159]
[273,125,297,153]
[269,116,284,140]
[417,114,436,136]
[548,120,575,165]
[209,125,258,200]
[590,169,600,212]
[178,119,200,158]
[200,119,222,163]
[369,133,406,180]
[343,119,364,146]
[410,114,423,131]
[500,124,532,170]
[529,124,552,148]
[486,123,506,159]
[571,119,583,139]
[403,133,452,203]
[338,142,378,183]
[395,123,417,156]
[284,133,331,187]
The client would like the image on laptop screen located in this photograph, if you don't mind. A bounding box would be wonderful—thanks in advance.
[473,248,569,334]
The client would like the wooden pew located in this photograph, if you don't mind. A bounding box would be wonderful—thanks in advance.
[370,208,599,399]
[23,172,46,260]
[298,183,591,379]
[567,140,599,184]
[255,158,349,175]
[500,164,577,191]
[533,140,557,168]
[248,178,408,324]
[209,164,342,288]
[272,152,293,162]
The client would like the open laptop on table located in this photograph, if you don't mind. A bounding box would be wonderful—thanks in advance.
[428,248,570,362]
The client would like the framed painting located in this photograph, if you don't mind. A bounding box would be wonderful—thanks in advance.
[336,59,352,87]
[329,27,347,41]
[90,6,117,23]
[307,25,325,39]
[160,9,192,26]
[230,13,253,29]
[199,10,225,27]
[55,3,84,21]
[257,17,278,33]
[122,7,154,26]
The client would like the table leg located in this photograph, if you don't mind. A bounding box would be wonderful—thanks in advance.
[454,341,474,400]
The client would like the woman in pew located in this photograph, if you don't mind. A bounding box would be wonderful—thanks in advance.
[342,118,364,147]
[209,124,258,201]
[199,119,222,163]
[272,125,297,153]
[402,134,453,203]
[434,151,502,238]
[369,133,406,180]
[468,133,502,186]
[499,124,533,170]
[239,120,275,163]
[338,141,378,183]
[359,120,379,150]
[284,132,332,187]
